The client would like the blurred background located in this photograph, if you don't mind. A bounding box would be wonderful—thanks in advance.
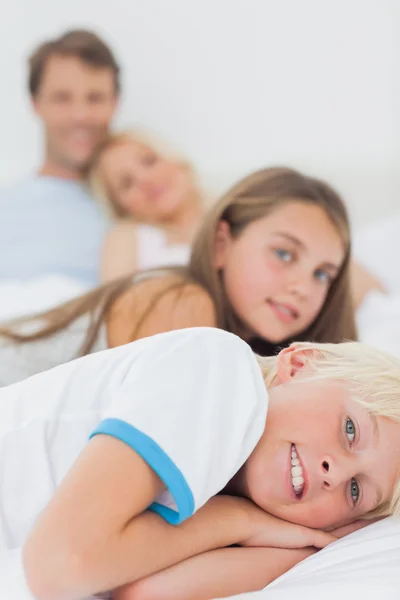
[1,0,398,226]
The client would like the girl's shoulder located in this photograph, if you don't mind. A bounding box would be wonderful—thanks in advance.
[107,273,217,347]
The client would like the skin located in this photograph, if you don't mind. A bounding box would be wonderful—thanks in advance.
[32,54,118,179]
[106,276,217,348]
[351,260,387,309]
[214,201,345,342]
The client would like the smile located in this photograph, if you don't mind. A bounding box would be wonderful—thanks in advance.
[267,300,299,323]
[291,444,305,496]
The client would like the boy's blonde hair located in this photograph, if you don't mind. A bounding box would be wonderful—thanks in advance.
[257,341,400,519]
[88,128,203,220]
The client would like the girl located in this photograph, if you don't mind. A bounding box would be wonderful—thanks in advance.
[0,167,356,386]
[89,129,205,281]
[1,327,398,599]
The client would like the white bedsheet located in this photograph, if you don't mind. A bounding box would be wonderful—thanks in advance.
[0,275,87,322]
[354,212,400,357]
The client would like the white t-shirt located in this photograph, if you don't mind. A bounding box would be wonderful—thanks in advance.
[0,328,268,598]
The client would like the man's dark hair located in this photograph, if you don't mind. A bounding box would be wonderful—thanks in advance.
[28,29,120,96]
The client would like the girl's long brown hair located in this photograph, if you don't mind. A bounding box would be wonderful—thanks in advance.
[0,167,356,356]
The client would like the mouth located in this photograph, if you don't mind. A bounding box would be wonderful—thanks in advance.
[147,185,168,202]
[267,300,299,324]
[290,444,307,500]
[64,128,99,147]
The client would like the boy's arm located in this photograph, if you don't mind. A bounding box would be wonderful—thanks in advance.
[113,547,316,600]
[23,436,252,600]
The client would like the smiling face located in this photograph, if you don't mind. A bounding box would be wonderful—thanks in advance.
[214,201,345,343]
[241,348,400,530]
[33,55,118,175]
[98,139,194,222]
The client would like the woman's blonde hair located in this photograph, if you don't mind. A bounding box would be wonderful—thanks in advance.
[0,166,356,356]
[88,128,203,220]
[256,341,400,518]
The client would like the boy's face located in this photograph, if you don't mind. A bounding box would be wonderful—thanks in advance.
[32,54,118,174]
[242,351,400,530]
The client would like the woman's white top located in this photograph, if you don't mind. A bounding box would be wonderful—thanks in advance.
[136,224,190,269]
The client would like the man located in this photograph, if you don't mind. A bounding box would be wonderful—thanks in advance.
[0,30,120,285]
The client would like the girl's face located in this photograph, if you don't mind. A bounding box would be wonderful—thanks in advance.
[242,348,400,530]
[99,140,194,222]
[215,201,345,343]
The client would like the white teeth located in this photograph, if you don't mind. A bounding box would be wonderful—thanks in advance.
[292,475,304,486]
[277,304,292,316]
[291,466,302,477]
[291,444,305,496]
[279,305,290,314]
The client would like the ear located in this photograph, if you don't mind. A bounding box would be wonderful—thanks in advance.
[276,344,314,383]
[214,220,232,269]
[110,94,119,117]
[30,94,43,118]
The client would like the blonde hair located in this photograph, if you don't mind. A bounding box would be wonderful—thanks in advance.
[256,341,400,518]
[88,128,203,220]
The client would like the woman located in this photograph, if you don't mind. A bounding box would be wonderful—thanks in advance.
[89,129,205,280]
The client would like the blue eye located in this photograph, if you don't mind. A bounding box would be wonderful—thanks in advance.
[345,417,356,444]
[314,269,332,284]
[345,419,360,506]
[350,478,360,505]
[274,248,292,262]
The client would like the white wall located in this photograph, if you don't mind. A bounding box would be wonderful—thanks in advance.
[1,0,398,226]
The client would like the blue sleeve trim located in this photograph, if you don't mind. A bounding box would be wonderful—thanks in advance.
[89,418,194,524]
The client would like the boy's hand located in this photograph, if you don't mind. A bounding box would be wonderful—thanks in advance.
[330,517,382,539]
[239,500,336,550]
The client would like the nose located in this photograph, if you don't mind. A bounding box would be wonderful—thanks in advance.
[287,268,313,300]
[69,99,94,124]
[320,455,354,491]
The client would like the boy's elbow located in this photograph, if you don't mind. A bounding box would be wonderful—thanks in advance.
[23,536,93,600]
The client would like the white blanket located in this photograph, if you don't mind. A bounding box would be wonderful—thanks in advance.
[0,275,87,322]
[354,212,400,356]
